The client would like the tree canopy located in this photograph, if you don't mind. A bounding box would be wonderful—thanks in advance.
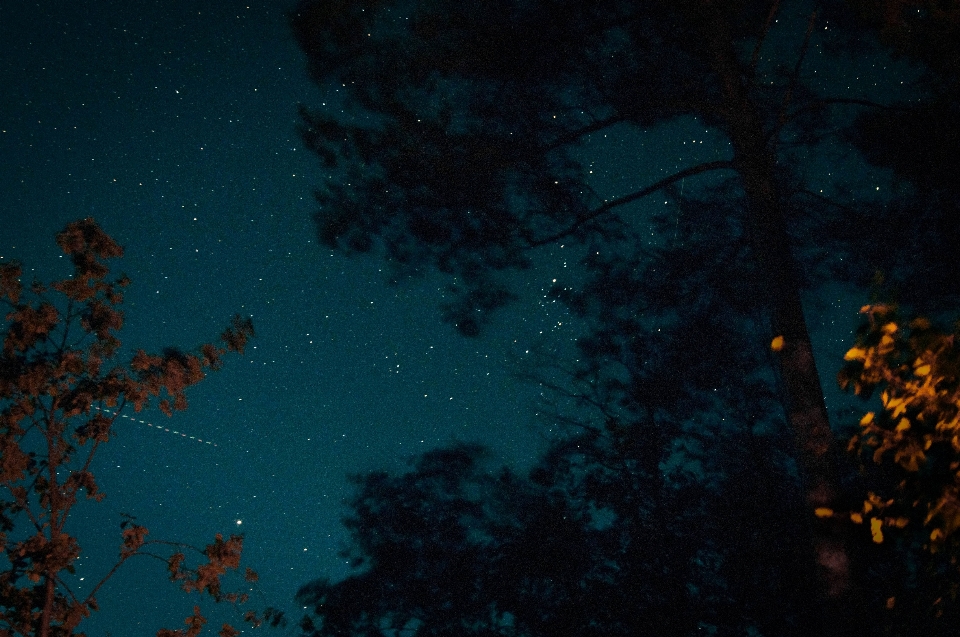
[295,303,960,636]
[289,0,960,634]
[297,430,815,637]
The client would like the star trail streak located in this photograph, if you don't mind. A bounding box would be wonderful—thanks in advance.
[93,406,218,447]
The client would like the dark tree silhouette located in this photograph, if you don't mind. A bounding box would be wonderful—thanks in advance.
[816,2,960,318]
[297,424,818,637]
[293,220,960,635]
[295,302,960,637]
[289,0,958,633]
[294,217,827,636]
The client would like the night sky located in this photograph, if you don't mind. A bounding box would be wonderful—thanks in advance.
[0,1,892,634]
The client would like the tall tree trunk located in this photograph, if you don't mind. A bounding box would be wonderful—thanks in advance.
[702,8,862,635]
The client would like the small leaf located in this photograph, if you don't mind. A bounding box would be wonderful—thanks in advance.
[915,364,931,376]
[871,518,884,543]
[814,507,833,518]
[860,412,874,426]
[850,512,863,524]
[884,395,903,412]
[895,417,911,432]
[844,347,867,361]
[770,335,784,351]
[891,399,909,418]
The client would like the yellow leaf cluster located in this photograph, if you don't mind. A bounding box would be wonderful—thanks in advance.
[841,304,960,549]
[843,493,908,542]
[844,347,866,362]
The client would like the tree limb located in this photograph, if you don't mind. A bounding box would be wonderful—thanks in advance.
[528,159,735,247]
[748,0,782,81]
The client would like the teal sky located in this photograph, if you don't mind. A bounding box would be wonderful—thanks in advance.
[0,0,881,632]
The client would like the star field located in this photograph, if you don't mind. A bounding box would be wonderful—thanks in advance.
[0,0,901,632]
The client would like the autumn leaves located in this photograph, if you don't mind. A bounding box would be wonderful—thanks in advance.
[833,304,960,550]
[0,219,267,636]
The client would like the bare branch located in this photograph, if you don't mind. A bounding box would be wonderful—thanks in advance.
[769,96,908,148]
[542,115,625,152]
[748,0,782,81]
[775,2,821,142]
[528,159,735,247]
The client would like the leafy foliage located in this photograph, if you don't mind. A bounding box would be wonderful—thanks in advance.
[297,425,814,637]
[289,0,959,330]
[839,304,960,551]
[0,219,267,636]
[827,302,960,633]
[290,0,960,631]
[297,201,815,633]
[292,297,960,636]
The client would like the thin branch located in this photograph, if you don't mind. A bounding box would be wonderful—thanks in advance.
[542,101,720,156]
[542,114,625,152]
[82,539,208,608]
[56,300,75,354]
[140,538,211,555]
[527,159,735,247]
[8,404,57,535]
[803,97,909,111]
[51,571,84,614]
[2,478,44,534]
[62,436,103,511]
[796,187,860,214]
[767,96,907,147]
[774,2,820,143]
[748,0,782,81]
[82,551,137,607]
